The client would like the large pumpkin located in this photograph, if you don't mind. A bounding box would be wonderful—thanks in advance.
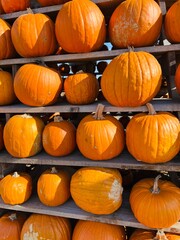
[101,50,162,107]
[109,0,162,48]
[175,64,180,94]
[76,104,125,160]
[72,220,126,240]
[0,171,32,205]
[55,0,106,53]
[37,0,70,6]
[20,213,71,240]
[11,11,58,57]
[126,103,180,163]
[14,63,63,107]
[164,0,180,43]
[37,167,71,206]
[1,0,30,13]
[3,114,45,158]
[70,167,123,214]
[129,175,180,229]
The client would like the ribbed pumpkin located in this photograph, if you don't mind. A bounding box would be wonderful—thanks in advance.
[101,50,162,107]
[0,19,16,60]
[72,220,126,240]
[3,114,45,158]
[0,123,4,151]
[126,103,180,163]
[37,167,71,206]
[76,104,125,160]
[55,0,106,53]
[1,0,30,13]
[0,171,32,205]
[164,0,180,43]
[70,167,123,214]
[109,0,162,48]
[20,214,71,240]
[175,64,180,94]
[42,114,76,156]
[14,63,63,107]
[0,212,27,239]
[64,71,99,105]
[11,11,58,57]
[37,0,70,6]
[129,175,180,229]
[0,69,16,105]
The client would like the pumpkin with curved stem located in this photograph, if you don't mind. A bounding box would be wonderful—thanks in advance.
[1,0,30,13]
[55,0,106,53]
[37,0,70,6]
[72,220,126,240]
[70,167,123,215]
[76,104,125,160]
[129,175,180,229]
[126,103,180,163]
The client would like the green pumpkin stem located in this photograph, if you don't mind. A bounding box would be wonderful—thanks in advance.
[151,175,161,194]
[93,104,105,120]
[153,230,168,240]
[146,103,157,115]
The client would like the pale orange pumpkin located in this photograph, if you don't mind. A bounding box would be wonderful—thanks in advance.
[1,0,30,13]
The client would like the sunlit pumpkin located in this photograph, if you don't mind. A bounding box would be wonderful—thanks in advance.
[1,0,30,13]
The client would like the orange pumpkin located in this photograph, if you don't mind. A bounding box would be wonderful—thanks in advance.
[14,63,63,107]
[101,50,162,107]
[64,71,99,105]
[76,104,125,160]
[42,114,76,156]
[20,213,71,239]
[37,167,71,206]
[37,0,70,6]
[70,167,123,214]
[0,171,32,205]
[175,64,180,94]
[1,0,30,13]
[109,0,162,48]
[55,0,106,53]
[3,114,45,158]
[126,103,180,163]
[11,11,58,57]
[72,220,126,240]
[129,175,180,229]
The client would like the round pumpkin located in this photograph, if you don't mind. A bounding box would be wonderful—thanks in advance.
[164,0,180,43]
[129,175,180,229]
[175,64,180,94]
[37,0,70,6]
[101,50,162,107]
[37,167,71,206]
[11,11,58,57]
[70,167,123,215]
[1,0,30,13]
[55,0,106,53]
[126,103,180,163]
[3,114,45,158]
[0,171,32,205]
[72,220,126,240]
[14,63,63,107]
[64,71,99,105]
[42,115,76,156]
[109,0,162,48]
[20,213,71,240]
[76,104,125,160]
[0,69,16,105]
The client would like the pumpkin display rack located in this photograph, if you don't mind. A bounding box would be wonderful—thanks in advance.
[0,0,179,237]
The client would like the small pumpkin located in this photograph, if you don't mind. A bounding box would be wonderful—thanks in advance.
[3,114,45,158]
[70,167,123,215]
[37,0,70,6]
[129,175,180,229]
[20,213,71,240]
[175,64,180,94]
[1,0,30,13]
[0,171,32,205]
[72,220,126,240]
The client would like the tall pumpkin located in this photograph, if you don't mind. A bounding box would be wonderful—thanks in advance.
[126,103,180,163]
[72,220,126,240]
[101,50,162,107]
[11,11,58,57]
[129,175,180,229]
[3,114,45,158]
[76,104,125,160]
[55,0,106,53]
[20,214,71,240]
[109,0,162,48]
[70,167,123,215]
[1,0,30,13]
[14,63,63,107]
[37,0,70,6]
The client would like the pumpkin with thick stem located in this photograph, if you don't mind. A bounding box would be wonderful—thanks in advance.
[1,0,30,13]
[129,175,180,229]
[126,103,180,163]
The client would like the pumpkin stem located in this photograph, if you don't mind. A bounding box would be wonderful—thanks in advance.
[51,167,58,173]
[151,175,161,194]
[9,213,17,221]
[93,104,105,120]
[27,7,34,14]
[146,103,157,115]
[153,230,168,240]
[128,46,134,52]
[12,172,20,178]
